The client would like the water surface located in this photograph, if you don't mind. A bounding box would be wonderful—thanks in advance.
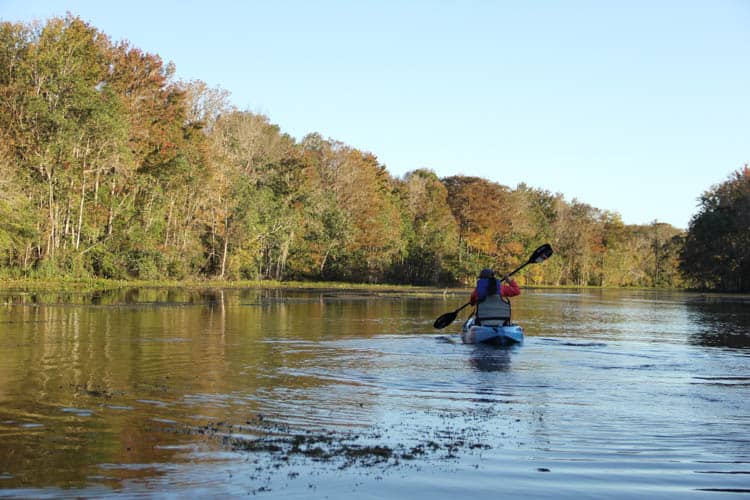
[0,288,748,498]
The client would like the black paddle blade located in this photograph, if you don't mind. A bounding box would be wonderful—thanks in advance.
[530,243,554,263]
[433,311,458,329]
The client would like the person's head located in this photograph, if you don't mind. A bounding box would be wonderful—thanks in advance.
[479,268,495,280]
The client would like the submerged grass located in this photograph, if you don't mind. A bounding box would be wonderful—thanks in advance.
[189,417,492,473]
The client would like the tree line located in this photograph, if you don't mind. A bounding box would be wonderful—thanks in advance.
[0,16,746,291]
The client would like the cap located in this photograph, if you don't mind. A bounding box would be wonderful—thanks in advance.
[479,268,494,279]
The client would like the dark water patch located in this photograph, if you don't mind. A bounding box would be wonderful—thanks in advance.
[594,364,659,370]
[695,334,750,349]
[691,382,750,387]
[692,376,750,387]
[696,461,750,464]
[685,297,750,349]
[696,471,750,474]
[696,488,750,493]
[694,377,750,381]
[539,339,608,348]
[686,295,750,305]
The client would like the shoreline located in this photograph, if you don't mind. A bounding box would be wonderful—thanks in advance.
[0,277,704,295]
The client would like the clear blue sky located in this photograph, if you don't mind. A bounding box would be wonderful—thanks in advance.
[2,0,748,229]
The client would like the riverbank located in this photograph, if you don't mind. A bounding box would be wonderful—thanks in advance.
[0,277,699,295]
[0,277,459,296]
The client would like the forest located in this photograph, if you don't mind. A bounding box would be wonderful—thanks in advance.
[0,16,747,291]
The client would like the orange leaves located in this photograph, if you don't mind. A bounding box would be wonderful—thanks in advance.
[443,175,514,257]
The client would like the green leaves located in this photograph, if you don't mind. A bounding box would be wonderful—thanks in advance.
[681,167,750,291]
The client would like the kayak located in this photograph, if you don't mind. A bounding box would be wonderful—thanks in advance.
[461,317,524,346]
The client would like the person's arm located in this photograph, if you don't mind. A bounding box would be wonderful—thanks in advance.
[500,279,520,297]
[469,288,479,305]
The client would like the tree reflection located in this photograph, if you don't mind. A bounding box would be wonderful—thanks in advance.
[686,297,750,349]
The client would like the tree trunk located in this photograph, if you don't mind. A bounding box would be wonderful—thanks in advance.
[23,243,31,271]
[63,178,75,248]
[276,231,292,280]
[76,173,85,249]
[320,248,330,274]
[164,199,174,246]
[46,174,56,260]
[220,216,229,279]
[94,167,101,204]
[107,179,116,236]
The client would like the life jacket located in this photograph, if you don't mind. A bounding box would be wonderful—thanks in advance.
[475,277,511,326]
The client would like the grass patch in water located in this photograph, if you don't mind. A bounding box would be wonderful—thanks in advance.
[187,417,492,472]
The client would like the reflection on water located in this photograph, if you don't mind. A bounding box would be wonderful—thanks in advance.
[0,287,749,498]
[468,345,513,372]
[685,296,750,349]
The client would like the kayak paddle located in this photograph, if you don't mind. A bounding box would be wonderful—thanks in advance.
[432,243,554,329]
[500,243,554,282]
[433,302,472,329]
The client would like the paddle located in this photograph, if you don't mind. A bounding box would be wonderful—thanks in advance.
[500,243,554,283]
[433,301,472,329]
[432,243,554,329]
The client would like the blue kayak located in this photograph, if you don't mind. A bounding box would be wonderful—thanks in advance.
[461,317,524,346]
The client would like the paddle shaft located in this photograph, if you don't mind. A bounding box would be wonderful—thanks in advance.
[501,260,532,283]
[454,302,471,314]
[501,243,553,282]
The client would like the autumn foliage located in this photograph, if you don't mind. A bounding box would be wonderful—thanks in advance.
[2,16,744,290]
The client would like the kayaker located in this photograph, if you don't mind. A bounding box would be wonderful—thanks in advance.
[469,268,520,325]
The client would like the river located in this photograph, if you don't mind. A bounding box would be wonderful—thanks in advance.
[0,287,748,498]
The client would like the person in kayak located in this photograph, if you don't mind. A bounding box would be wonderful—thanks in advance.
[469,268,521,326]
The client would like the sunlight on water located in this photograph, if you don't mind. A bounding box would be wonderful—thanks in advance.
[0,288,748,498]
